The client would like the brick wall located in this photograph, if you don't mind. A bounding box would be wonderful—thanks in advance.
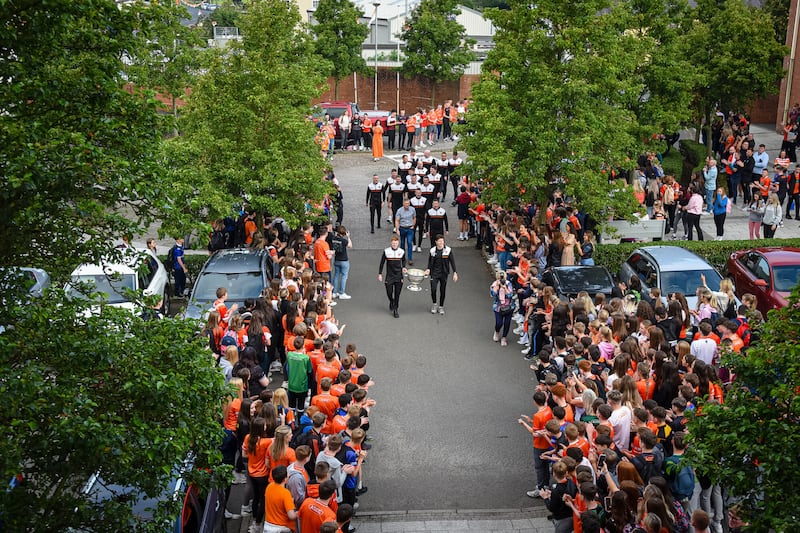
[314,68,480,111]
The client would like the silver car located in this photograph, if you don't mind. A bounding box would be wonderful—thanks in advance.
[619,246,723,308]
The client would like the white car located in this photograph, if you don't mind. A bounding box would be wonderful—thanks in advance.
[66,248,169,313]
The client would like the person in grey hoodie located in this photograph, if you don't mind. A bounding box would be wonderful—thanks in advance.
[762,193,784,238]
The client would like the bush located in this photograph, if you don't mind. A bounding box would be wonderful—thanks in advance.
[159,254,210,284]
[595,238,800,277]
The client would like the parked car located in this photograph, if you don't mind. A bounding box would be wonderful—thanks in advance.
[541,266,616,302]
[0,267,51,300]
[80,457,225,533]
[619,246,724,308]
[727,247,800,317]
[317,101,390,148]
[66,248,168,313]
[184,248,273,322]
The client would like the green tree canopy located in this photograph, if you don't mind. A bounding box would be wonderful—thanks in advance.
[163,0,333,233]
[400,0,476,105]
[684,0,787,155]
[687,289,800,531]
[458,0,679,220]
[312,0,371,99]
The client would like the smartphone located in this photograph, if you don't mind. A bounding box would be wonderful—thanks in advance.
[604,496,611,511]
[597,454,606,469]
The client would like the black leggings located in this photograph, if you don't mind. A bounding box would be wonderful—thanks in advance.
[288,390,307,411]
[686,212,703,240]
[714,213,726,237]
[369,204,382,230]
[385,281,403,309]
[494,311,512,337]
[250,475,269,523]
[430,277,448,306]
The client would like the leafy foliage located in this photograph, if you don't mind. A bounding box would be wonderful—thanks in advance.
[684,0,787,155]
[163,0,333,233]
[0,0,176,279]
[0,290,229,532]
[687,286,800,532]
[399,0,476,104]
[312,0,371,99]
[458,0,672,220]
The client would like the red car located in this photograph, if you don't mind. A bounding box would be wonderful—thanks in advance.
[727,247,800,317]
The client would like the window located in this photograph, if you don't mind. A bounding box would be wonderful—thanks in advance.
[754,257,770,283]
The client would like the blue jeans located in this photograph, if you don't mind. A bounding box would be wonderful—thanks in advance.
[333,260,350,294]
[580,257,595,266]
[706,187,715,211]
[729,173,741,203]
[533,447,550,489]
[497,251,511,271]
[399,227,414,261]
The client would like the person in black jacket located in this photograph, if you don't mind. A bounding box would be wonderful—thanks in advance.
[424,235,458,315]
[378,235,407,318]
[540,460,578,533]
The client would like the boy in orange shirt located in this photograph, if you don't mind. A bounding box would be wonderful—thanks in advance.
[213,287,238,329]
[264,466,298,532]
[518,391,552,498]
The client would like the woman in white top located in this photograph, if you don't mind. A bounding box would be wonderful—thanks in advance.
[762,193,783,238]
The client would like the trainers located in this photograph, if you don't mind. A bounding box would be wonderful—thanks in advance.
[329,300,337,307]
[240,503,252,516]
[500,338,508,346]
[224,509,241,520]
[518,334,529,345]
[493,331,500,342]
[527,489,541,498]
[269,361,282,373]
[523,352,534,360]
[281,381,288,389]
[431,303,438,314]
[438,306,445,315]
[513,326,524,335]
[332,292,339,299]
[339,293,352,300]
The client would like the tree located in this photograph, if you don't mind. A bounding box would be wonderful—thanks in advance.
[0,2,230,530]
[125,3,206,135]
[399,0,476,106]
[162,0,333,234]
[312,0,371,100]
[687,288,800,532]
[457,0,677,221]
[683,0,787,156]
[0,0,185,279]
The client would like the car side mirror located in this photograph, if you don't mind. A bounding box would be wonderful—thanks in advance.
[754,278,768,288]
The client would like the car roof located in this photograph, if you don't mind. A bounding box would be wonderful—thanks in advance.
[71,248,153,277]
[202,248,268,274]
[633,246,714,271]
[740,247,800,265]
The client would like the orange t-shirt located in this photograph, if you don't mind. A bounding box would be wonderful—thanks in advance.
[244,219,257,245]
[532,406,553,450]
[349,367,365,384]
[362,117,372,133]
[308,349,326,374]
[247,437,272,478]
[316,361,342,391]
[636,378,655,401]
[307,484,338,514]
[298,498,336,533]
[264,482,296,531]
[267,446,297,481]
[311,393,339,421]
[313,238,332,273]
[224,398,241,431]
[330,413,348,435]
[330,383,347,397]
[406,116,416,133]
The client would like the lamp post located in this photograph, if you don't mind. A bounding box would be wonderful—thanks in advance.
[373,1,380,110]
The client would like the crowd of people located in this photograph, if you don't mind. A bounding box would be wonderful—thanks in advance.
[200,227,378,533]
[633,113,798,241]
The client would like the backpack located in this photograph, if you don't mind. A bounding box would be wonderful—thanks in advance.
[665,456,696,501]
[663,185,675,205]
[165,245,177,271]
[734,317,751,346]
[233,214,248,247]
[632,452,661,484]
[209,230,225,252]
[725,196,732,214]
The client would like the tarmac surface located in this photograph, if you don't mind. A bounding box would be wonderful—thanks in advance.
[178,125,800,531]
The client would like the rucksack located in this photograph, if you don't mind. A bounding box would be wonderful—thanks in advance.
[165,245,177,271]
[663,185,675,205]
[665,456,695,500]
[735,317,751,346]
[209,230,225,252]
[233,214,247,247]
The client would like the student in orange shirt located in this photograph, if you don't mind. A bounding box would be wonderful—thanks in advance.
[244,211,257,246]
[518,391,553,498]
[313,225,334,278]
[297,480,338,533]
[213,287,239,329]
[245,417,272,527]
[316,350,342,391]
[264,465,298,532]
[311,377,340,428]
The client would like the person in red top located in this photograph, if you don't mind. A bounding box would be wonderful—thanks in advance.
[313,226,333,277]
[213,287,238,329]
[635,362,656,401]
[298,480,338,533]
[518,391,553,498]
[311,378,340,430]
[316,350,342,391]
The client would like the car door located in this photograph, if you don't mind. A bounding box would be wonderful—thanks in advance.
[734,252,761,297]
[620,253,640,288]
[145,249,168,299]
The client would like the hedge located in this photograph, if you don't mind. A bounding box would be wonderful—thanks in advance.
[594,238,800,277]
[159,253,211,284]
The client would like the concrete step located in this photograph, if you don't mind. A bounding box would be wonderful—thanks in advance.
[354,507,553,533]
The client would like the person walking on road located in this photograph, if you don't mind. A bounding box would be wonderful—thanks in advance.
[424,234,458,315]
[365,174,384,234]
[491,270,515,346]
[394,198,416,265]
[331,226,352,299]
[378,235,407,318]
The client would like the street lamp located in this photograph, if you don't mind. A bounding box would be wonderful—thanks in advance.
[373,1,380,111]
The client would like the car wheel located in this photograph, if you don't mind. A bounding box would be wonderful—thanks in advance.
[161,290,170,316]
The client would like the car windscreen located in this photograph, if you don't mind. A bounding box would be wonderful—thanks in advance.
[323,107,346,119]
[661,269,721,296]
[554,268,613,294]
[772,265,800,292]
[67,274,136,304]
[192,272,263,301]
